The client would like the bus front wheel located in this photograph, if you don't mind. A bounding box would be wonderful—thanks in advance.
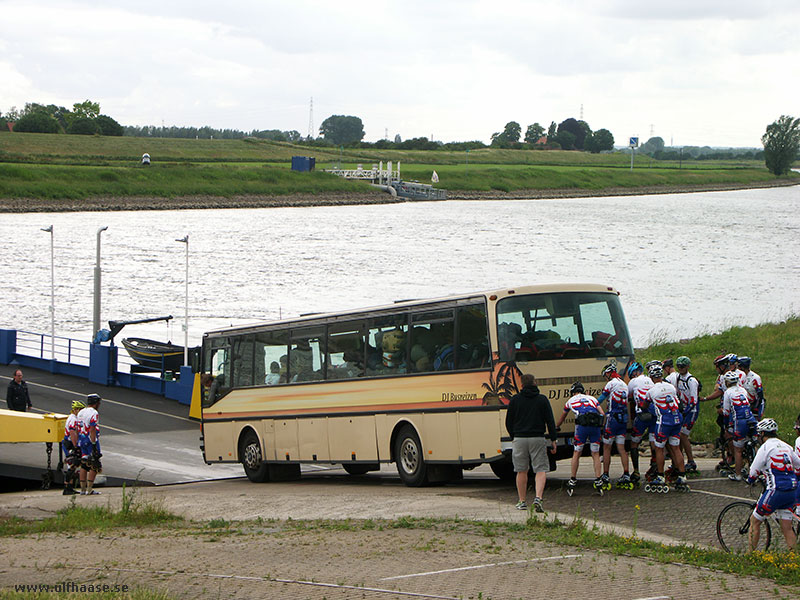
[240,430,270,483]
[394,425,428,487]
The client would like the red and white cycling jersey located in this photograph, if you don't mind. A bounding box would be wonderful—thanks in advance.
[563,393,601,416]
[674,372,700,410]
[76,406,100,436]
[601,377,628,415]
[628,374,653,413]
[722,385,752,423]
[64,413,79,439]
[749,437,800,491]
[743,370,763,403]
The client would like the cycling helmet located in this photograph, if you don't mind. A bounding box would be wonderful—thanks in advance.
[601,362,617,376]
[738,356,751,368]
[726,353,738,364]
[71,400,86,411]
[662,358,674,368]
[756,418,778,434]
[627,362,643,377]
[648,364,663,379]
[676,356,691,368]
[713,354,728,367]
[645,360,662,372]
[723,372,739,387]
[86,393,101,405]
[570,381,585,395]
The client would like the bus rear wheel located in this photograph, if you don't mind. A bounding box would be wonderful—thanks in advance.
[394,425,428,487]
[490,458,515,482]
[240,430,269,483]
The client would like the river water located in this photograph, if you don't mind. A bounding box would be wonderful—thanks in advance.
[1,186,798,349]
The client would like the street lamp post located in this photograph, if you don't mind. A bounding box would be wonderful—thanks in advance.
[93,226,108,338]
[41,225,55,360]
[176,235,189,366]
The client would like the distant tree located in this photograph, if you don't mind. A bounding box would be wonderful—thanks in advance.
[547,121,557,140]
[762,115,800,176]
[491,121,522,147]
[555,130,576,150]
[72,100,100,120]
[13,110,59,133]
[285,130,301,143]
[524,122,545,145]
[640,136,665,156]
[0,113,7,132]
[585,128,614,153]
[95,114,123,136]
[394,134,402,144]
[4,106,21,121]
[557,118,591,150]
[319,115,365,145]
[67,116,99,135]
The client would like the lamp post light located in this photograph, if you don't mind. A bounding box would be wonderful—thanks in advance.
[176,234,189,366]
[41,225,55,360]
[93,226,108,338]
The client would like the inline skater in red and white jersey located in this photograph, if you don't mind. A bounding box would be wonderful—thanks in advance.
[627,361,654,484]
[556,382,606,496]
[597,362,631,489]
[701,354,735,472]
[61,400,85,495]
[793,412,800,517]
[721,371,756,482]
[642,363,688,492]
[739,356,765,420]
[673,356,701,476]
[747,418,800,552]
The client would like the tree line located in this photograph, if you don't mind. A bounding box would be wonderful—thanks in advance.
[1,101,123,136]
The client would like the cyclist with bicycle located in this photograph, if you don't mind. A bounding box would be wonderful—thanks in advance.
[722,371,757,481]
[747,418,799,552]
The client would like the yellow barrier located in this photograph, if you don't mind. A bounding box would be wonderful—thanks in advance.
[189,373,202,420]
[0,408,67,443]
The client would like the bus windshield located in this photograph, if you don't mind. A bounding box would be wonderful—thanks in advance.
[496,291,632,361]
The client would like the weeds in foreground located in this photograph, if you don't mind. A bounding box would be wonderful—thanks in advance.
[0,488,181,537]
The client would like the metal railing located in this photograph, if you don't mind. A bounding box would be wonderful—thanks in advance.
[15,330,91,366]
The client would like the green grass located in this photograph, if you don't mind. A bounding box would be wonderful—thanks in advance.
[638,316,800,444]
[0,486,181,536]
[0,131,796,200]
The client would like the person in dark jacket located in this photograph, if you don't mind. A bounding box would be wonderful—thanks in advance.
[6,369,32,412]
[505,373,557,512]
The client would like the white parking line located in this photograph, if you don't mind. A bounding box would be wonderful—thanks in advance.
[631,596,671,600]
[691,488,752,502]
[380,554,582,581]
[95,566,459,599]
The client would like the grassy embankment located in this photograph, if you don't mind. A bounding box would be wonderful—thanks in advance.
[637,316,799,445]
[0,132,795,201]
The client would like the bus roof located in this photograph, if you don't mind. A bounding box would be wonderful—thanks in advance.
[203,282,620,337]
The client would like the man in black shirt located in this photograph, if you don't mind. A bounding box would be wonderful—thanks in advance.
[505,373,557,512]
[6,369,32,412]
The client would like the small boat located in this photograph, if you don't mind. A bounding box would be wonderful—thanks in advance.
[121,337,194,372]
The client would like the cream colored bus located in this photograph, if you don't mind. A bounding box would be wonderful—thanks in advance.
[200,283,634,486]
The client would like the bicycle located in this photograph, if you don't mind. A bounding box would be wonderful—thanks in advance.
[716,499,800,553]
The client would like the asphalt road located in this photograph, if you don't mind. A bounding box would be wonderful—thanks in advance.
[0,365,243,487]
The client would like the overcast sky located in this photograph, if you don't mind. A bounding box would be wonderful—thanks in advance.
[2,1,798,147]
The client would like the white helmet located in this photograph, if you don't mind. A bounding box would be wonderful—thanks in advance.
[756,418,778,434]
[648,363,663,379]
[723,372,739,388]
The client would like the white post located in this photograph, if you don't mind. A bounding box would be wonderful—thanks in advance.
[176,235,189,366]
[93,226,108,338]
[41,225,55,359]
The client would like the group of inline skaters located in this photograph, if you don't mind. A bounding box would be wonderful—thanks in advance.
[557,352,783,496]
[60,393,103,495]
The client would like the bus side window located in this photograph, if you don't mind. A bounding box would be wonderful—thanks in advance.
[290,327,324,383]
[456,304,490,369]
[232,335,255,387]
[327,321,366,380]
[367,316,408,376]
[255,329,289,385]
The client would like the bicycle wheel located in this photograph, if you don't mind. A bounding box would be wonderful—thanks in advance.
[747,478,765,500]
[716,501,771,553]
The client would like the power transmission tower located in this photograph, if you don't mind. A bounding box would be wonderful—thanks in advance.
[307,97,314,140]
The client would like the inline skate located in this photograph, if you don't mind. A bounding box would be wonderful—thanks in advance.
[600,473,611,491]
[685,461,701,479]
[615,473,635,490]
[643,474,669,493]
[673,475,690,492]
[566,477,577,497]
[592,477,605,496]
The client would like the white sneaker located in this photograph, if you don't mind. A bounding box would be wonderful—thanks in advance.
[728,473,743,482]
